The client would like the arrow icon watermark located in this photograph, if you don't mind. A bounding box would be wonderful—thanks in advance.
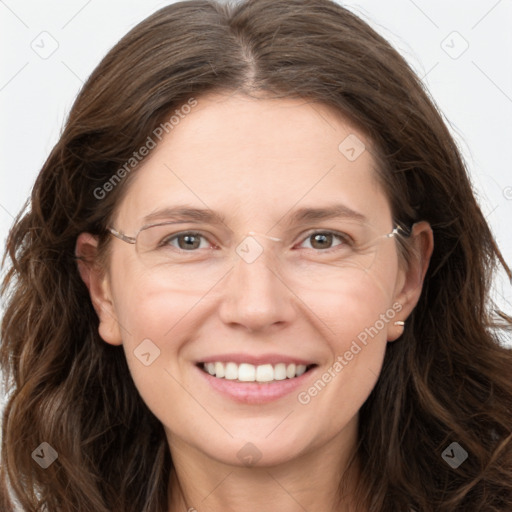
[134,338,161,366]
[31,442,58,469]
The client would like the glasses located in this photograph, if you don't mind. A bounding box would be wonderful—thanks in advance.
[107,220,411,290]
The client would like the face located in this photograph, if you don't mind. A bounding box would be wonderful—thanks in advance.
[78,91,430,469]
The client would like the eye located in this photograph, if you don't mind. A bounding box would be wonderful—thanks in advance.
[298,231,351,251]
[164,231,212,251]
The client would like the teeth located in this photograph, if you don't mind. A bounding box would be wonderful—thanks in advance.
[239,363,256,382]
[256,364,274,382]
[296,365,306,377]
[274,363,287,381]
[201,361,310,382]
[225,362,238,380]
[286,364,296,379]
[214,362,225,378]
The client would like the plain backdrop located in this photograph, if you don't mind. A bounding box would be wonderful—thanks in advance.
[1,0,511,390]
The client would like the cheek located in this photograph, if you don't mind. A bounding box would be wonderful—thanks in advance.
[294,268,398,414]
[110,257,201,342]
[108,262,197,381]
[111,280,202,428]
[296,262,397,342]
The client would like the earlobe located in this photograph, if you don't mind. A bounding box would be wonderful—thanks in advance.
[75,232,123,346]
[387,221,434,342]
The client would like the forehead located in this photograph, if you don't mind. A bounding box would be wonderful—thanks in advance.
[114,91,391,232]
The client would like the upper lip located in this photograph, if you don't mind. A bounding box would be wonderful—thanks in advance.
[198,353,316,366]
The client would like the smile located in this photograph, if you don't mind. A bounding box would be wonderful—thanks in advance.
[199,361,317,383]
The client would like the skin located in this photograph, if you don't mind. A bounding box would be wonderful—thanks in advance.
[76,91,433,512]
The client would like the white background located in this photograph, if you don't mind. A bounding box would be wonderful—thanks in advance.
[1,1,511,355]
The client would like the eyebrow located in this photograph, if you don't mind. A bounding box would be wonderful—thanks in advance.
[142,207,227,226]
[141,203,367,228]
[284,204,368,226]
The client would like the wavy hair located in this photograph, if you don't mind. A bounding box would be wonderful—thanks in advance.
[1,0,511,510]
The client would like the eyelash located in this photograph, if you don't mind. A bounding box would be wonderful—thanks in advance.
[164,230,353,252]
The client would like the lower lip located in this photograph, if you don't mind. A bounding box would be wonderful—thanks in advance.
[195,364,317,405]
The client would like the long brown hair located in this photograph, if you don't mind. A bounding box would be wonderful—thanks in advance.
[2,0,511,510]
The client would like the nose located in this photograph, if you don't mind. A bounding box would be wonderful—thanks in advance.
[217,235,296,332]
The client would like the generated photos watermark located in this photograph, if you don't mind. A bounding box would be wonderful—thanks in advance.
[297,302,403,405]
[93,97,198,200]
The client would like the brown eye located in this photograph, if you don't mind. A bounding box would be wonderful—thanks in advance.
[301,231,347,251]
[176,233,202,250]
[310,233,332,249]
[160,232,209,251]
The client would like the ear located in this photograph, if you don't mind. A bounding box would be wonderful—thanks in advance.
[75,232,123,346]
[388,221,433,342]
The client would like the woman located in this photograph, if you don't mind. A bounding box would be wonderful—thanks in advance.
[1,0,511,510]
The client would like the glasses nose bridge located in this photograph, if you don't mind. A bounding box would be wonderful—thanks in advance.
[247,231,283,243]
[234,231,284,267]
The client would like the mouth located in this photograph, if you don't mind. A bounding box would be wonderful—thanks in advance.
[197,361,318,384]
